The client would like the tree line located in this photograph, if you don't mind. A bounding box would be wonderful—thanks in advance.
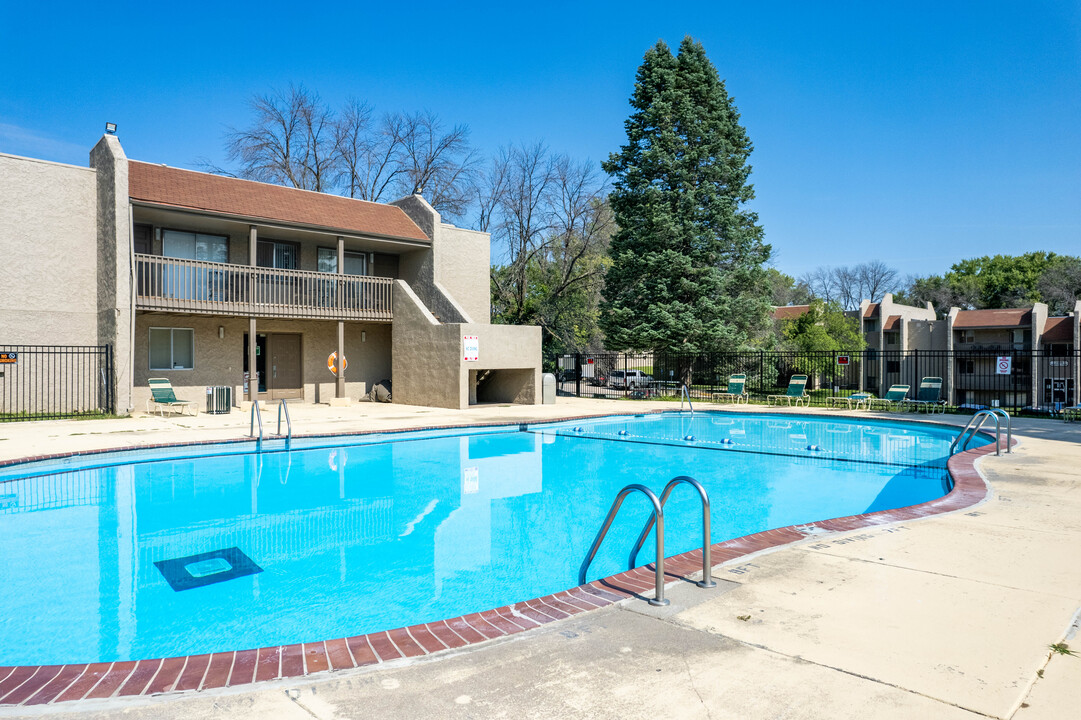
[772,252,1081,318]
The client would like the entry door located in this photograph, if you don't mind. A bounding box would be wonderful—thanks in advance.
[269,334,303,399]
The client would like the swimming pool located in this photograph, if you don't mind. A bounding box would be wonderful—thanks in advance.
[0,412,982,667]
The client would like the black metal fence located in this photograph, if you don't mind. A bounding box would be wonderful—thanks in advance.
[0,345,114,421]
[557,349,1080,414]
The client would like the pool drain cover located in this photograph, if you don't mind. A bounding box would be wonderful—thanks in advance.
[154,547,262,591]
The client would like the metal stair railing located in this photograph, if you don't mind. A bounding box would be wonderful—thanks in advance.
[580,484,669,606]
[629,476,715,589]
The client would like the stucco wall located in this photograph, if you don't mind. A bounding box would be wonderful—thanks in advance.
[0,153,99,345]
[90,135,133,413]
[132,315,390,410]
[392,281,541,409]
[435,225,491,323]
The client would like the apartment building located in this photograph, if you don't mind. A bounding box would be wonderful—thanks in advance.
[0,133,541,414]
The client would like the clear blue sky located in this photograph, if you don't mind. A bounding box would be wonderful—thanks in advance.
[2,1,1079,279]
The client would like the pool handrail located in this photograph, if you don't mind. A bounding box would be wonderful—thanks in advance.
[277,399,293,444]
[950,408,1009,456]
[681,384,694,415]
[580,484,669,607]
[249,402,264,449]
[629,475,716,589]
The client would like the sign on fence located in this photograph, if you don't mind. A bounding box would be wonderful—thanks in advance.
[836,355,850,366]
[996,356,1012,375]
[0,353,16,364]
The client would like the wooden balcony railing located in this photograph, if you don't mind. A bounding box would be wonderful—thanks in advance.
[135,254,393,321]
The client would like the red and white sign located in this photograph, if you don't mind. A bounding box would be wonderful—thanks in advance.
[996,356,1012,375]
[837,355,850,366]
[463,335,479,362]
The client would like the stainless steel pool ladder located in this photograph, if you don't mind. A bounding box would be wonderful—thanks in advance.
[950,408,1011,456]
[680,384,694,414]
[580,476,715,606]
[580,484,669,606]
[630,476,716,589]
[249,399,293,451]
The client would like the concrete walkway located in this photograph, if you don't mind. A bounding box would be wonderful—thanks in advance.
[1,401,1079,718]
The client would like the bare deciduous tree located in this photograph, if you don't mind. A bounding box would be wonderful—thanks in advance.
[333,101,406,202]
[226,84,338,192]
[488,144,611,353]
[800,261,901,310]
[390,111,479,220]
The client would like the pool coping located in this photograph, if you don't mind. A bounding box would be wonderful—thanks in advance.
[0,410,1006,708]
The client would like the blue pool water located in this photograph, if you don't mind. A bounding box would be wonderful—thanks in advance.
[0,412,980,665]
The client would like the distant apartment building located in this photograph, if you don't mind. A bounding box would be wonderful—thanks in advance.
[0,133,542,414]
[773,293,1080,410]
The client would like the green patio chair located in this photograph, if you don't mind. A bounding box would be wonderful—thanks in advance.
[711,374,748,404]
[147,378,197,416]
[903,377,945,414]
[767,375,809,407]
[869,384,910,412]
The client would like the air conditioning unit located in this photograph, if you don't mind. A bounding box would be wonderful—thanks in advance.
[205,386,233,414]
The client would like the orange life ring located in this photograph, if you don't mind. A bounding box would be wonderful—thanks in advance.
[327,351,348,374]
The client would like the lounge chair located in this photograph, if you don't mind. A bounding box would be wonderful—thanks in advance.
[903,377,946,414]
[827,392,874,410]
[767,375,808,407]
[711,374,748,404]
[147,378,197,416]
[869,384,910,412]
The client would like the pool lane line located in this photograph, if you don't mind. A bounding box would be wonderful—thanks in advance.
[526,429,951,473]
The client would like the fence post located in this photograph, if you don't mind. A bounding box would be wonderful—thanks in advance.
[575,353,581,398]
[106,344,115,415]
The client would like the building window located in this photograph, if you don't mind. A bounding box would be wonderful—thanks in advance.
[886,333,897,346]
[149,328,194,370]
[257,240,299,269]
[317,248,368,275]
[864,320,877,332]
[162,230,228,262]
[960,360,974,374]
[959,330,975,344]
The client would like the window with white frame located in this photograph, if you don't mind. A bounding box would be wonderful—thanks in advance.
[149,328,195,370]
[162,230,228,262]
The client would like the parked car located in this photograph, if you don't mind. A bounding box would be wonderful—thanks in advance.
[608,369,653,389]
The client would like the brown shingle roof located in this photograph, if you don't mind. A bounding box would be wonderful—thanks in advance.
[128,161,430,242]
[883,315,901,331]
[772,305,811,320]
[1042,316,1074,344]
[953,308,1031,329]
[863,303,880,319]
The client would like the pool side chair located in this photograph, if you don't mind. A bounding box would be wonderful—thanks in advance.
[903,377,946,414]
[767,375,809,407]
[711,374,748,404]
[147,378,197,417]
[869,384,910,412]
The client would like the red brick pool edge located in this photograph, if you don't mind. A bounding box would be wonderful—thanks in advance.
[0,425,1004,707]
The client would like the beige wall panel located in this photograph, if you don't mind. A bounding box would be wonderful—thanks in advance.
[435,226,491,323]
[0,153,99,345]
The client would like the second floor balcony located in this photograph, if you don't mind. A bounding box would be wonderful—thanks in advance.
[135,254,393,321]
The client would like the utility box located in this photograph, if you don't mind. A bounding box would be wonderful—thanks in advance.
[542,373,556,404]
[206,386,233,414]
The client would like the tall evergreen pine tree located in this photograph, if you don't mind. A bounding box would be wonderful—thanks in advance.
[601,38,772,359]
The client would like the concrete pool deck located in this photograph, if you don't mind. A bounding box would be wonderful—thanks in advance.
[0,399,1079,719]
